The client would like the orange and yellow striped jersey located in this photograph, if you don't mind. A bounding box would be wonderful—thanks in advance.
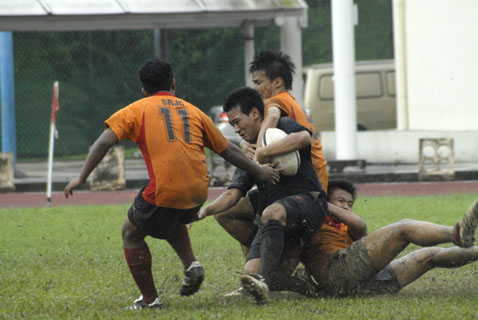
[105,92,228,209]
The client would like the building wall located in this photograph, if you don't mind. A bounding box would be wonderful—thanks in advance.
[405,0,478,130]
[321,130,478,163]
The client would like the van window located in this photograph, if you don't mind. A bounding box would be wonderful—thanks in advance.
[318,72,383,100]
[318,74,334,100]
[356,72,382,98]
[386,71,396,96]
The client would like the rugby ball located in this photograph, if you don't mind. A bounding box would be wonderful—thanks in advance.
[263,128,301,176]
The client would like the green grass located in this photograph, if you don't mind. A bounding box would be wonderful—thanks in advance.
[1,194,478,319]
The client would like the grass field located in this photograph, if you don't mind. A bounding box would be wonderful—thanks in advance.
[1,193,478,319]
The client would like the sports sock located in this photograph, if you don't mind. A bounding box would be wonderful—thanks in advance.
[259,219,284,286]
[124,245,157,303]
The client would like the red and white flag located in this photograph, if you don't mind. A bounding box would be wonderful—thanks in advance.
[50,81,59,138]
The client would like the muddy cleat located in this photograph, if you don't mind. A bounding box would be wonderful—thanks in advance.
[126,295,163,310]
[224,286,246,298]
[180,261,205,296]
[454,200,478,248]
[240,274,269,305]
[293,268,320,298]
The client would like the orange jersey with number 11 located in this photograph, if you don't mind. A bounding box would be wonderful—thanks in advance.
[105,92,228,209]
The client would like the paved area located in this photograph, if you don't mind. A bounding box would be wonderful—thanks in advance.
[13,159,150,192]
[1,157,478,209]
[12,157,478,190]
[3,181,478,209]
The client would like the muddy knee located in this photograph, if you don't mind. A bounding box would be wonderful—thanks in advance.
[122,219,144,247]
[261,203,287,225]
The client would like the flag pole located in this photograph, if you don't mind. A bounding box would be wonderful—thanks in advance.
[47,81,59,207]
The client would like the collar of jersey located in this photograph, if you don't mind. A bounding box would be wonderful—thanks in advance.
[152,91,175,97]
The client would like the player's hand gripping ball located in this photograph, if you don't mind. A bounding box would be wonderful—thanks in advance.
[262,128,301,176]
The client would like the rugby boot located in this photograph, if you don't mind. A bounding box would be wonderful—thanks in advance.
[126,295,163,310]
[454,200,478,247]
[180,261,205,296]
[240,274,269,305]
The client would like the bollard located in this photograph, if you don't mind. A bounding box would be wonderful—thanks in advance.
[0,152,15,192]
[90,145,126,191]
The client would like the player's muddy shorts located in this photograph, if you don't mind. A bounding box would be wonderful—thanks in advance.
[247,191,328,261]
[359,264,402,295]
[128,187,200,239]
[324,237,401,296]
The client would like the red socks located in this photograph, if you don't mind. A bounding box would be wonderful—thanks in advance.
[124,246,157,303]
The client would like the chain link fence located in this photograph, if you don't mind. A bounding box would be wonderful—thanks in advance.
[11,29,248,158]
[3,0,393,160]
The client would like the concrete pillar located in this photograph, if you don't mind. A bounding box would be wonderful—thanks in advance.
[393,0,409,130]
[331,0,357,160]
[278,16,304,105]
[242,22,255,87]
[154,29,168,61]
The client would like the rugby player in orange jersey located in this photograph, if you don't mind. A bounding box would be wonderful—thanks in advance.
[64,58,279,310]
[300,180,478,297]
[249,50,328,192]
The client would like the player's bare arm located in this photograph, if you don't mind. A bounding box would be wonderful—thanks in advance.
[240,140,257,160]
[255,130,310,165]
[219,142,280,184]
[256,105,281,149]
[327,203,368,240]
[197,188,243,220]
[64,128,118,198]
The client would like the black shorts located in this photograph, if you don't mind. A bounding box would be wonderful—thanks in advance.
[127,188,201,239]
[247,191,328,261]
[279,192,328,239]
[247,188,260,214]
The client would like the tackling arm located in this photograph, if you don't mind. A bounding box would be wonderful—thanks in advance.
[219,142,279,184]
[239,140,256,160]
[327,203,368,240]
[255,130,311,165]
[197,188,243,219]
[256,105,281,149]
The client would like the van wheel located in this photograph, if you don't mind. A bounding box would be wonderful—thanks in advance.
[357,124,367,131]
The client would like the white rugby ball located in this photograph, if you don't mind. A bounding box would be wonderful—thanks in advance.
[263,128,301,176]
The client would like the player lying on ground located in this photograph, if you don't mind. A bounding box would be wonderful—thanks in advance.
[227,179,478,302]
[64,58,279,310]
[196,86,328,304]
[300,179,478,297]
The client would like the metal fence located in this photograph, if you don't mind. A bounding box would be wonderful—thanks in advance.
[10,29,247,158]
[3,1,393,159]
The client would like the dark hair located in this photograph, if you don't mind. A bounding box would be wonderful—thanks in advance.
[327,179,357,202]
[139,58,173,95]
[248,50,295,90]
[223,87,264,117]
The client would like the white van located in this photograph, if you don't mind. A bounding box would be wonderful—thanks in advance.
[303,59,396,131]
